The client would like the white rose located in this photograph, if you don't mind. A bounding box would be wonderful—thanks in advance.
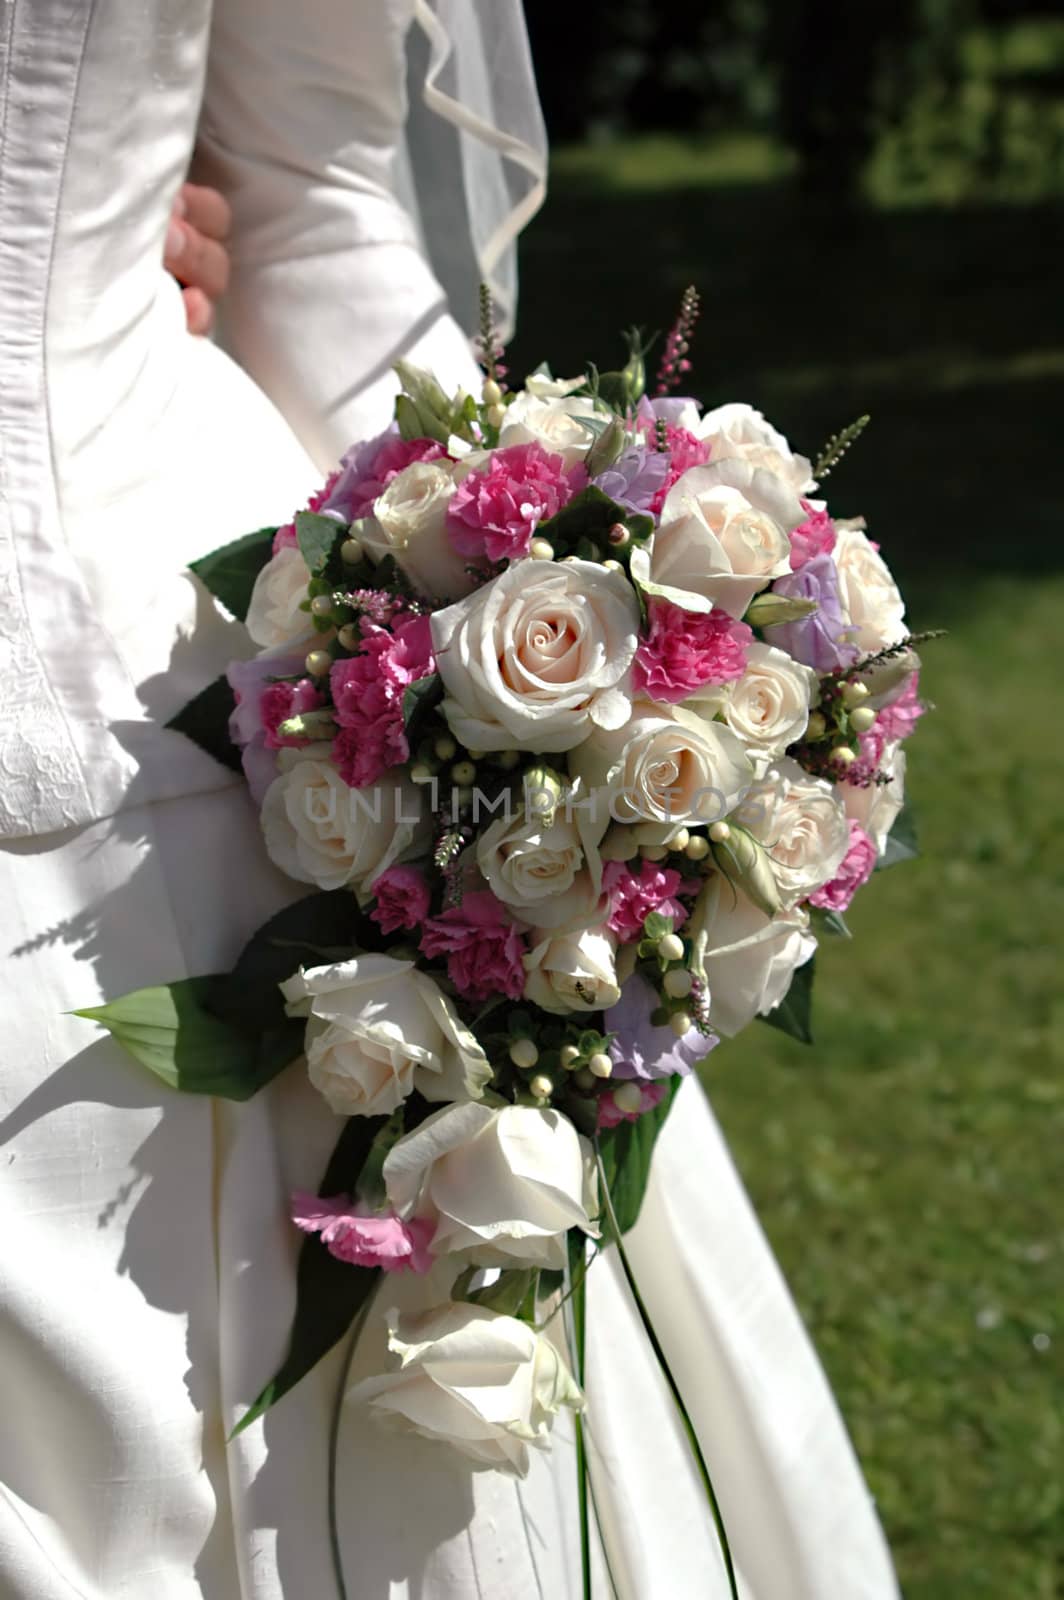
[363,460,474,601]
[384,1101,599,1269]
[696,402,815,496]
[734,757,850,906]
[522,372,588,400]
[261,755,427,896]
[431,559,639,754]
[281,956,492,1117]
[833,527,907,654]
[722,642,818,768]
[697,877,816,1036]
[569,700,753,831]
[348,1301,584,1476]
[633,458,803,619]
[245,545,313,648]
[842,741,906,854]
[477,791,605,930]
[498,390,605,468]
[524,924,621,1014]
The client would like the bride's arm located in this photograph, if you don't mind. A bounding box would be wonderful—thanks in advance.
[192,0,482,472]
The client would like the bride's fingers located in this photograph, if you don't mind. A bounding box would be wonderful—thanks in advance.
[178,181,231,243]
[181,285,215,338]
[164,218,231,303]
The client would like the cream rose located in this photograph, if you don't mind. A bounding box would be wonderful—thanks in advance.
[384,1101,599,1269]
[261,752,427,896]
[733,757,850,906]
[833,526,907,654]
[523,925,621,1014]
[282,956,492,1117]
[696,402,815,496]
[569,700,753,832]
[498,390,605,468]
[431,558,639,754]
[363,460,474,601]
[245,545,313,648]
[348,1302,584,1476]
[477,788,605,931]
[632,458,804,619]
[722,643,818,768]
[696,876,817,1036]
[842,741,906,854]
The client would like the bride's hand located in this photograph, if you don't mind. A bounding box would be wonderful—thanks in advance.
[164,182,231,336]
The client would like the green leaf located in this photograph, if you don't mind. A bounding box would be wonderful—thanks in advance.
[537,485,650,556]
[189,527,277,621]
[642,911,673,942]
[74,978,299,1099]
[596,1075,685,1235]
[402,673,443,744]
[466,1267,539,1320]
[876,804,919,871]
[295,511,344,578]
[811,907,852,939]
[759,956,815,1044]
[165,673,241,772]
[231,1116,385,1437]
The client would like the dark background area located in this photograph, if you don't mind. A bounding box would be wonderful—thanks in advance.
[512,5,1064,1597]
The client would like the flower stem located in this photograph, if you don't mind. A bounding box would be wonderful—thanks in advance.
[567,1236,592,1600]
[327,1286,377,1600]
[594,1147,740,1600]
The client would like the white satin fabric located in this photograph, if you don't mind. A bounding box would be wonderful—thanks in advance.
[0,1,899,1596]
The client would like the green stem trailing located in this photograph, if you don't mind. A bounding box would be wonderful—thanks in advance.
[594,1147,740,1600]
[567,1236,593,1600]
[327,1285,378,1600]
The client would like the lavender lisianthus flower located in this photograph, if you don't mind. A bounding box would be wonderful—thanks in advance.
[765,552,860,672]
[593,445,670,515]
[605,975,716,1082]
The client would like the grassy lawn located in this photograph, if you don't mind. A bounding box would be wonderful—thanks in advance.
[509,135,1064,1598]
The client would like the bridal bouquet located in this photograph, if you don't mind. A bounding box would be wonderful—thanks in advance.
[82,289,929,1587]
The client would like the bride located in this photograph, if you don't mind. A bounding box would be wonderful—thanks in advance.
[0,2,899,1596]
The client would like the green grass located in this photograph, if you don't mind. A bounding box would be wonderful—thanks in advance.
[509,134,1064,1598]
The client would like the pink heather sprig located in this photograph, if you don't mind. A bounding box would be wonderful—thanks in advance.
[342,589,423,626]
[475,282,508,390]
[656,285,701,396]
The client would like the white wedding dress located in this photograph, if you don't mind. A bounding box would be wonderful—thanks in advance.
[0,3,900,1597]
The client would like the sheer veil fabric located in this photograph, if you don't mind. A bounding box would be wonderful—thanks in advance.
[0,1,899,1595]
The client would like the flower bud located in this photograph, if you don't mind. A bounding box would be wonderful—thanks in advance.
[831,746,857,770]
[529,1073,554,1100]
[482,378,503,406]
[509,1038,539,1070]
[310,593,334,619]
[848,705,877,734]
[523,764,566,825]
[745,591,819,629]
[708,821,730,844]
[434,735,458,761]
[529,538,554,561]
[485,403,506,430]
[657,932,685,962]
[276,708,337,741]
[669,827,691,853]
[410,762,435,785]
[305,649,332,678]
[338,623,361,651]
[710,822,782,918]
[451,760,476,786]
[663,968,693,999]
[607,522,631,548]
[341,536,364,565]
[588,1053,613,1079]
[497,749,521,770]
[804,710,827,740]
[670,1012,693,1037]
[573,1068,596,1091]
[560,1044,581,1068]
[640,844,668,863]
[601,558,623,573]
[612,1082,644,1116]
[841,679,870,709]
[685,834,710,861]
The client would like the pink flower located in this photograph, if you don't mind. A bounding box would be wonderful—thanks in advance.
[447,443,585,565]
[330,613,435,789]
[843,723,889,788]
[370,864,432,935]
[343,436,446,521]
[634,598,752,703]
[272,470,341,553]
[291,1193,434,1273]
[789,502,837,569]
[603,859,692,943]
[597,1081,667,1130]
[809,821,878,912]
[636,423,710,515]
[420,890,527,1003]
[875,672,924,743]
[260,677,325,749]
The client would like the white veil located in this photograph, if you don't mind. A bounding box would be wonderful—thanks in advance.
[400,0,548,339]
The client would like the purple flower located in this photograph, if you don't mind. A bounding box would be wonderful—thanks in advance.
[605,975,716,1082]
[764,553,859,672]
[593,445,670,515]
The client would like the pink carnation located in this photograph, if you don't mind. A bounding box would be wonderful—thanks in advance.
[420,890,527,1003]
[448,443,585,564]
[330,613,435,789]
[370,864,432,935]
[789,502,837,569]
[272,470,341,553]
[345,437,446,520]
[634,598,752,703]
[638,423,710,515]
[291,1193,434,1273]
[260,677,325,749]
[597,1081,667,1131]
[843,723,889,788]
[809,821,878,912]
[603,859,692,943]
[875,672,924,743]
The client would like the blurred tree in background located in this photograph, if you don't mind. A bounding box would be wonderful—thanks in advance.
[526,0,1064,204]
